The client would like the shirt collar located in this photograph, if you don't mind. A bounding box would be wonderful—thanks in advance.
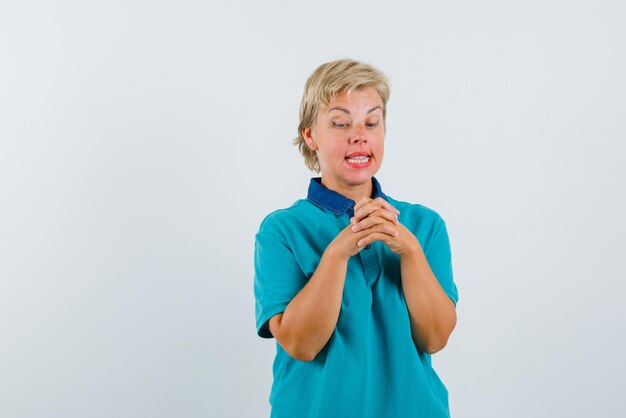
[307,177,388,217]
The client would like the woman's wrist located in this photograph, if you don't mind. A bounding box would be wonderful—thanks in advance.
[399,241,423,261]
[324,242,351,263]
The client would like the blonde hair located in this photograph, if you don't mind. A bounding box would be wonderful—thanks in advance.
[293,59,391,172]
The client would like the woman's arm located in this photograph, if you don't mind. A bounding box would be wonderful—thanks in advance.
[269,219,399,362]
[400,246,457,354]
[268,245,348,362]
[351,198,457,354]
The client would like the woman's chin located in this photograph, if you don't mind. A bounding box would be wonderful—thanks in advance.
[341,166,378,184]
[321,161,380,188]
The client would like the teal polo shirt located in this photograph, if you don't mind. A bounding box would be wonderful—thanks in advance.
[254,177,459,418]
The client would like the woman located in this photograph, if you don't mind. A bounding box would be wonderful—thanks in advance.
[254,59,459,418]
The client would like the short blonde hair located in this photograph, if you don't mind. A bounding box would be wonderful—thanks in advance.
[293,59,391,172]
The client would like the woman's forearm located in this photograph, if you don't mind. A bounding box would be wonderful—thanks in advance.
[270,245,348,362]
[400,245,457,354]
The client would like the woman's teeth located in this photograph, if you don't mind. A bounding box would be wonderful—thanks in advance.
[346,156,370,164]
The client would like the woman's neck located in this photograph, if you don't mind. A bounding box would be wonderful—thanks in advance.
[321,177,373,202]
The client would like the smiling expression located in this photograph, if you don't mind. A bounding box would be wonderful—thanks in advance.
[303,86,385,197]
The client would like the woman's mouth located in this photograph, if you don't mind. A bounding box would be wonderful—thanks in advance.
[346,155,369,163]
[345,155,372,168]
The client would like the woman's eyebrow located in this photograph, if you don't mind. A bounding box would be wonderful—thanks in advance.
[328,107,350,114]
[328,106,382,114]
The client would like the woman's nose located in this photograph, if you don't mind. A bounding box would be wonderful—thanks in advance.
[349,124,367,144]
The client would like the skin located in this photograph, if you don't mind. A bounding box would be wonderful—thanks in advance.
[304,86,385,202]
[269,87,457,361]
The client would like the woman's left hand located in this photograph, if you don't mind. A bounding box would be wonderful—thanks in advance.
[351,197,420,257]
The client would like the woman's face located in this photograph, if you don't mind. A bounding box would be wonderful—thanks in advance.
[303,86,385,192]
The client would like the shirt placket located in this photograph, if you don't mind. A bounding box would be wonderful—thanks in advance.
[357,243,381,288]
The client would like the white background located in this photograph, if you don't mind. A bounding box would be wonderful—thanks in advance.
[1,1,625,417]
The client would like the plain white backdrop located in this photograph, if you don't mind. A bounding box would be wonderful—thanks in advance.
[1,1,625,417]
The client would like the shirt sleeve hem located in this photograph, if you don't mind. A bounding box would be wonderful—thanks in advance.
[447,292,458,307]
[256,304,290,339]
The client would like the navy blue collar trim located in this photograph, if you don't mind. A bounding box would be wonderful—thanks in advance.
[307,177,388,217]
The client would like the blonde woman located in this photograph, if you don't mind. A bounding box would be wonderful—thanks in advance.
[254,59,459,418]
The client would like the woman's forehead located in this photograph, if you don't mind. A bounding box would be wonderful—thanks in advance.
[324,87,383,110]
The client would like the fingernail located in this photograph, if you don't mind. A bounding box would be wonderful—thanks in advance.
[357,240,363,247]
[351,225,358,232]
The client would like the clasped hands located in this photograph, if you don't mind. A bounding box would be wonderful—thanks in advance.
[330,197,421,260]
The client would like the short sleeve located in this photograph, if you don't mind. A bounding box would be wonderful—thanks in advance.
[254,219,308,338]
[425,219,459,306]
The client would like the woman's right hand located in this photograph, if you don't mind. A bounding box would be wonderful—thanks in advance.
[328,211,399,260]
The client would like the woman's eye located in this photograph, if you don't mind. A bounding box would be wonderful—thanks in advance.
[366,121,380,128]
[332,121,349,128]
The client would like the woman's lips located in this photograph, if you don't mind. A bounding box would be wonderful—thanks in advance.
[344,155,372,168]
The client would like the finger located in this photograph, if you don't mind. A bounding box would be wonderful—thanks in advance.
[357,230,398,247]
[354,196,396,214]
[372,208,399,225]
[352,201,376,222]
[353,201,384,223]
[357,222,399,240]
[353,197,373,214]
[352,215,386,232]
[353,199,400,223]
[374,197,400,215]
[352,211,398,232]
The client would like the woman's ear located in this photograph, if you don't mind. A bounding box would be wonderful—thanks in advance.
[303,128,317,151]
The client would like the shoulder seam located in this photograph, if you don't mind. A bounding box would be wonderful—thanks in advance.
[258,199,312,230]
